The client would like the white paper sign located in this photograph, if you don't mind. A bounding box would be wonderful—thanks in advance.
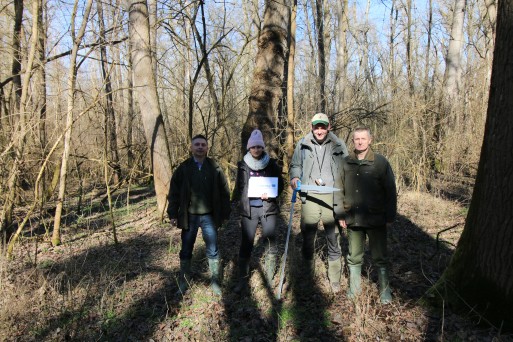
[248,177,278,198]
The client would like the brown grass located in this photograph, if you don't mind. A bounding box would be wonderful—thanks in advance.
[0,188,510,341]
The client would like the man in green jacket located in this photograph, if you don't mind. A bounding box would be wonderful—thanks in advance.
[338,127,397,304]
[167,134,231,296]
[289,113,348,293]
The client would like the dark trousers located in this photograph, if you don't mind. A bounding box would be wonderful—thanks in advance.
[300,193,341,261]
[239,206,277,259]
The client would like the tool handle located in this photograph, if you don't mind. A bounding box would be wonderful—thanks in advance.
[291,180,301,203]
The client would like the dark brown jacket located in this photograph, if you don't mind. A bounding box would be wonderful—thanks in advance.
[167,157,231,229]
[340,148,397,228]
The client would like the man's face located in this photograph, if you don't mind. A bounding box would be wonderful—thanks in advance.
[312,123,329,143]
[353,130,372,153]
[191,138,208,158]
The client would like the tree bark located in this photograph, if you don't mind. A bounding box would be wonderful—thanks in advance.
[1,0,24,243]
[315,0,326,114]
[335,0,349,109]
[97,0,121,184]
[443,0,466,125]
[127,0,172,216]
[431,0,513,328]
[242,0,289,158]
[284,0,297,170]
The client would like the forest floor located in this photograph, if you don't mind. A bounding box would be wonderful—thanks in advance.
[0,184,511,341]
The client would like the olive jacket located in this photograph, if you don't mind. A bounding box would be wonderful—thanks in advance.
[340,148,397,228]
[167,157,231,229]
[289,131,348,218]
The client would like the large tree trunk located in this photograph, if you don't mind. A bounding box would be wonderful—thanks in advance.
[127,0,172,216]
[242,0,289,158]
[431,0,513,328]
[52,0,93,246]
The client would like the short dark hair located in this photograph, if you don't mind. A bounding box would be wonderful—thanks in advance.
[191,134,208,143]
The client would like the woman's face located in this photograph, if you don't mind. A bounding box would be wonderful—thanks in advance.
[249,145,264,158]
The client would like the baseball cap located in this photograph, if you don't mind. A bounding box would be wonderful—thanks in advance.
[311,113,329,126]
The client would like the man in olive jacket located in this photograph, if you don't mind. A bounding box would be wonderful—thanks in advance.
[289,113,349,293]
[338,127,397,304]
[167,134,231,296]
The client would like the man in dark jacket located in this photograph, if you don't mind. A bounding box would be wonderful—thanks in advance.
[338,127,397,304]
[289,113,349,293]
[167,134,231,296]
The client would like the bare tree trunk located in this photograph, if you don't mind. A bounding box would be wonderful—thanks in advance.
[388,0,397,95]
[443,0,466,127]
[36,0,48,204]
[423,0,433,100]
[284,0,297,169]
[405,0,414,96]
[431,0,513,327]
[52,0,93,246]
[97,0,121,184]
[148,0,157,76]
[1,0,24,243]
[335,0,349,109]
[127,0,172,216]
[127,35,135,168]
[242,0,289,158]
[315,0,326,113]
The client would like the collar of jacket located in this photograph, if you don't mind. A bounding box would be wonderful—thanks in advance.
[186,156,218,169]
[347,147,375,164]
[302,131,344,152]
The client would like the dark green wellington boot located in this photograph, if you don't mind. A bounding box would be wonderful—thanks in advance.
[327,258,342,293]
[378,267,392,304]
[176,259,192,296]
[234,258,250,294]
[208,258,222,296]
[347,265,362,299]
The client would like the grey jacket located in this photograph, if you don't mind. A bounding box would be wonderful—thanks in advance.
[289,131,348,218]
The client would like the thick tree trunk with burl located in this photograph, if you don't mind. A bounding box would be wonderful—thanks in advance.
[242,0,289,159]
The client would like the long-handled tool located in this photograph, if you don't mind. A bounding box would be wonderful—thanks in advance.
[276,181,340,299]
[277,181,301,300]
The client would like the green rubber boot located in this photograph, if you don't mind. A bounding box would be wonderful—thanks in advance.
[234,258,250,294]
[378,267,392,304]
[327,258,342,293]
[208,258,222,296]
[176,259,192,296]
[264,253,277,286]
[347,265,361,299]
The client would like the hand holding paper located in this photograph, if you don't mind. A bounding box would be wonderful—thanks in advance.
[248,177,278,198]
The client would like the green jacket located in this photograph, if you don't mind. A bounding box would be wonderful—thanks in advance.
[167,157,231,229]
[340,148,397,228]
[289,131,348,218]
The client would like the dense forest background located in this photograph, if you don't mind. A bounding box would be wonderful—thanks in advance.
[0,0,494,230]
